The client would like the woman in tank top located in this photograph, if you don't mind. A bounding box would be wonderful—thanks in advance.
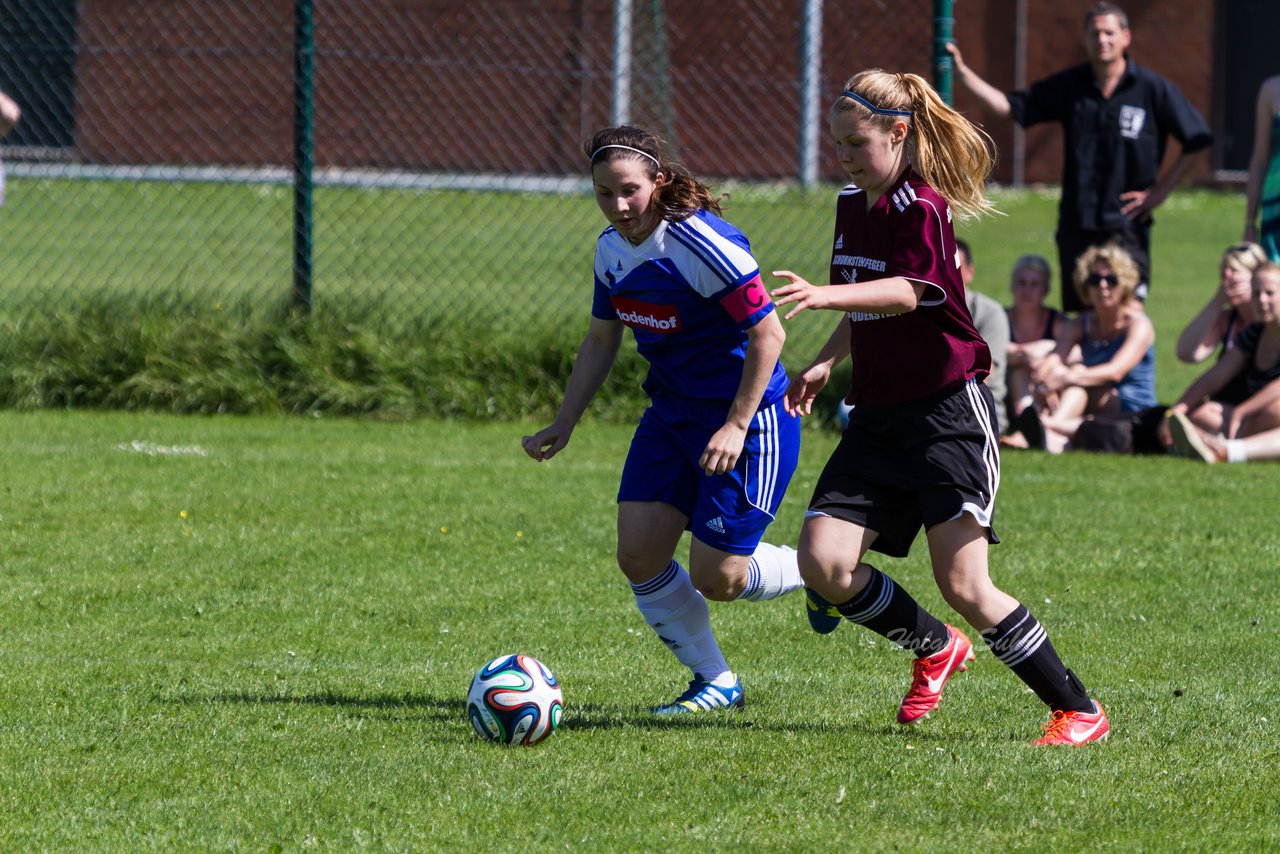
[1005,242,1155,453]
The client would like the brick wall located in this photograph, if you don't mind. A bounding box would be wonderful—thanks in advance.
[68,0,1217,186]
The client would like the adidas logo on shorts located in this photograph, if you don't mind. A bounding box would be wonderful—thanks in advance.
[705,516,727,534]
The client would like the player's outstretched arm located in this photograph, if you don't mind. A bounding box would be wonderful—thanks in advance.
[771,270,921,319]
[521,317,624,462]
[785,317,850,417]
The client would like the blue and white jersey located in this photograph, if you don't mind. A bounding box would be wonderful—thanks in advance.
[591,209,787,406]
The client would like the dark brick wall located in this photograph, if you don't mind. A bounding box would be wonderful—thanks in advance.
[68,0,1217,185]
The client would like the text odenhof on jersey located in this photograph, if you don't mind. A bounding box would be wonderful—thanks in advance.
[611,296,683,333]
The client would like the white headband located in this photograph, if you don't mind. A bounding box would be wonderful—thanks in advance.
[589,144,660,167]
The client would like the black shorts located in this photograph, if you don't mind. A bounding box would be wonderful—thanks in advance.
[808,380,1000,558]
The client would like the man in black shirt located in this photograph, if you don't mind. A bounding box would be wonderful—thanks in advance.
[947,2,1212,312]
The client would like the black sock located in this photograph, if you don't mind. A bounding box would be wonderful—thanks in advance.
[980,604,1093,713]
[836,565,949,657]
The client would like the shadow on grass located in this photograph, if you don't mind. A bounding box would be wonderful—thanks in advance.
[167,691,904,736]
[170,690,466,720]
[558,700,929,737]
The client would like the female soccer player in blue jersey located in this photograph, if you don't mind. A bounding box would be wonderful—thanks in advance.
[522,125,803,715]
[771,70,1109,745]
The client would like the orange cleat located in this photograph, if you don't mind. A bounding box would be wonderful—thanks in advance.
[897,625,974,724]
[1034,700,1110,745]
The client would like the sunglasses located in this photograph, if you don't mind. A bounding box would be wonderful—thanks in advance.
[1085,273,1119,288]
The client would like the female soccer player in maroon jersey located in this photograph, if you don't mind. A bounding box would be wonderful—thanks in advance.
[771,69,1109,745]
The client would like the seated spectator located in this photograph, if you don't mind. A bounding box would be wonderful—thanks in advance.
[1004,254,1065,423]
[1167,262,1280,459]
[1005,242,1156,452]
[1140,242,1270,450]
[957,239,1009,432]
[1170,404,1280,463]
[1176,242,1266,365]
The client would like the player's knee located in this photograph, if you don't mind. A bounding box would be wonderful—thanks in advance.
[796,556,826,588]
[698,581,740,602]
[795,537,848,588]
[614,546,667,585]
[937,574,988,615]
[687,561,745,601]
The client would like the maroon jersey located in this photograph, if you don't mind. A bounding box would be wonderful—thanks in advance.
[829,169,991,406]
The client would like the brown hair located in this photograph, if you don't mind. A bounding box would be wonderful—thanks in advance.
[1073,242,1141,307]
[834,69,996,220]
[584,125,722,220]
[1085,3,1129,30]
[1011,254,1053,295]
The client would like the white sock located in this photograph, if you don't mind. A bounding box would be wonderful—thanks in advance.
[736,542,803,601]
[1226,440,1248,463]
[630,560,731,683]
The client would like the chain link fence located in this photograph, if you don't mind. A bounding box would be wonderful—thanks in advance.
[0,0,938,340]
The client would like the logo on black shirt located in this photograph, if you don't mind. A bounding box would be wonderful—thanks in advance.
[1119,106,1146,139]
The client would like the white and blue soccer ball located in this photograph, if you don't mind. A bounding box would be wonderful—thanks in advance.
[466,654,564,746]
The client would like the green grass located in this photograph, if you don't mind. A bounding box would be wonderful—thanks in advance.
[0,409,1275,850]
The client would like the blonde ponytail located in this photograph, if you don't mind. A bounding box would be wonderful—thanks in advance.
[836,70,998,220]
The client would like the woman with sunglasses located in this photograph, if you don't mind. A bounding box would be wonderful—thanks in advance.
[1006,242,1156,452]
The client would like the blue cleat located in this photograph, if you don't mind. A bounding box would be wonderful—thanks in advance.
[805,587,843,634]
[651,676,745,715]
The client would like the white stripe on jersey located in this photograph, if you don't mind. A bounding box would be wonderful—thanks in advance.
[665,217,757,295]
[891,182,917,212]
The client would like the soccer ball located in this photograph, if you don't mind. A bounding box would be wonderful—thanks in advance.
[466,654,564,746]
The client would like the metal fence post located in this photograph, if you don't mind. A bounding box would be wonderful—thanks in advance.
[933,0,954,104]
[293,0,315,312]
[611,0,633,125]
[799,0,823,187]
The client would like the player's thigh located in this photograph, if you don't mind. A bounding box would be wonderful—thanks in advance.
[616,501,688,584]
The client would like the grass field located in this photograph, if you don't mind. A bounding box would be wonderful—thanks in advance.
[0,409,1275,850]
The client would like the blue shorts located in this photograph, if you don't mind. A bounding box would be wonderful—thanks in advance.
[618,396,801,554]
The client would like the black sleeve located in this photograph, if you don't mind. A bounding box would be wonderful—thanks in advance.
[1007,68,1075,128]
[1153,73,1213,153]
